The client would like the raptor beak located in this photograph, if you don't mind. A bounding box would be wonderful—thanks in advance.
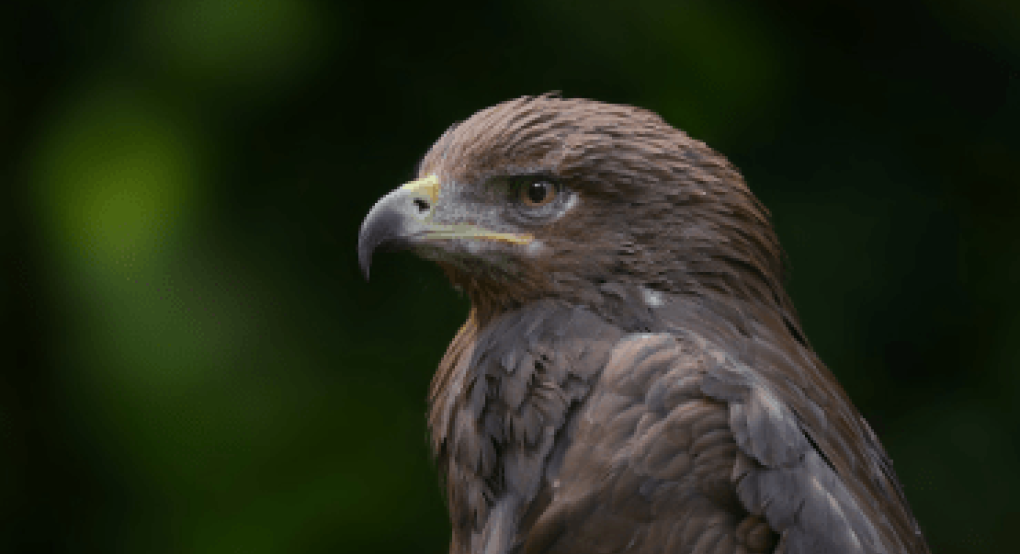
[357,175,441,280]
[358,174,534,280]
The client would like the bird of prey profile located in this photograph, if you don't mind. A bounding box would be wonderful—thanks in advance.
[357,95,929,554]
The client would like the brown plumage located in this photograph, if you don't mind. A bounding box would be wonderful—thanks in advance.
[358,95,929,554]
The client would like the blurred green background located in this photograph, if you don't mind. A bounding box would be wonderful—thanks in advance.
[2,0,1018,552]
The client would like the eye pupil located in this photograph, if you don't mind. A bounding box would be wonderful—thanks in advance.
[524,181,553,205]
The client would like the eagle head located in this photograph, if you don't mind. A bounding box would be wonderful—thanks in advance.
[358,95,798,332]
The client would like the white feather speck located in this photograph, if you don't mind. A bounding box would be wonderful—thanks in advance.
[525,239,546,257]
[641,286,665,308]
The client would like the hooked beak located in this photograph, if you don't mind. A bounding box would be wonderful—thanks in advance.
[357,175,532,280]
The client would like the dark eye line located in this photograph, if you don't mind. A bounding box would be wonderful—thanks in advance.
[506,171,559,185]
[509,175,561,201]
[480,172,569,213]
[478,172,560,195]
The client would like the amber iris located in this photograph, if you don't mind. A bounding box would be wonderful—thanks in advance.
[520,180,556,207]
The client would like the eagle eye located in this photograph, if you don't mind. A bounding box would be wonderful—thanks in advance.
[518,179,558,207]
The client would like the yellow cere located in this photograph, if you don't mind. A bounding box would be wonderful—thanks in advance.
[400,174,441,205]
[486,232,534,245]
[426,224,534,245]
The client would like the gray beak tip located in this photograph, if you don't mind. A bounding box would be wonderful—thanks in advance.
[359,252,371,281]
[357,188,410,283]
[357,225,377,282]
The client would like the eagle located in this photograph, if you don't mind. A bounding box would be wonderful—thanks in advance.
[357,95,929,554]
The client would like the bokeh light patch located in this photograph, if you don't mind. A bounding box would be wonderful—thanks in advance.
[138,0,328,94]
[32,83,205,273]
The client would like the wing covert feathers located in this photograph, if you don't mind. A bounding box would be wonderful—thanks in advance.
[432,302,925,554]
[525,332,896,554]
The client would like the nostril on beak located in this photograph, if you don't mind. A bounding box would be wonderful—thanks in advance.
[413,198,431,214]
